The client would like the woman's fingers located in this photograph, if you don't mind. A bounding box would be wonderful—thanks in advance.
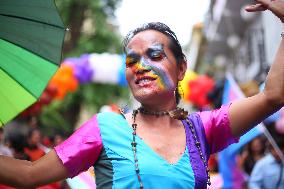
[255,0,271,6]
[245,0,284,23]
[245,3,267,12]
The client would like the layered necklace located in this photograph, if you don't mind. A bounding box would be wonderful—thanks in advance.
[130,107,211,188]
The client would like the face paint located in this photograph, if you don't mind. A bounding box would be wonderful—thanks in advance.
[146,44,167,61]
[125,49,152,73]
[139,57,175,91]
[125,50,140,68]
[144,44,174,90]
[126,44,175,91]
[149,64,175,90]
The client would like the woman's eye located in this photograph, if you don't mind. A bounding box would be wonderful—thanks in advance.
[150,51,164,61]
[126,57,138,67]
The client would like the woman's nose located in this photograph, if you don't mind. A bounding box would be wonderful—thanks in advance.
[136,58,151,74]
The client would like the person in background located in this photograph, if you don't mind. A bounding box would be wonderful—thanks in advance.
[241,135,267,176]
[7,132,30,161]
[24,128,61,189]
[24,128,46,161]
[248,125,284,189]
[0,128,12,157]
[53,134,65,147]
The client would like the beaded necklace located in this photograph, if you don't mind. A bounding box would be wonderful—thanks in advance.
[131,107,211,188]
[138,106,188,120]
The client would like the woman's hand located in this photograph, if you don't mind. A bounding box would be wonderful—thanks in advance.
[245,0,284,23]
[246,0,284,106]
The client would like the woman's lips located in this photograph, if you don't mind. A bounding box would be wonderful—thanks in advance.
[135,76,157,85]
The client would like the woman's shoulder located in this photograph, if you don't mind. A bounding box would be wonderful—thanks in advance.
[196,104,231,126]
[96,111,128,130]
[97,111,125,122]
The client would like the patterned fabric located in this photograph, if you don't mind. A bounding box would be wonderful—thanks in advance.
[54,104,238,188]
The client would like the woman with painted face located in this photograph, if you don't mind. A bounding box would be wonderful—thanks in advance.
[0,0,284,188]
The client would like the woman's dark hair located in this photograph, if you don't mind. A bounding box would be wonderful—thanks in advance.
[123,22,186,64]
[7,132,27,152]
[27,128,40,138]
[123,22,187,104]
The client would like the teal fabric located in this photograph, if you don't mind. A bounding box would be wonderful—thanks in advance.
[94,147,114,189]
[97,112,195,189]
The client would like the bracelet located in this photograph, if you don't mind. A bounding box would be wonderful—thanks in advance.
[282,32,284,38]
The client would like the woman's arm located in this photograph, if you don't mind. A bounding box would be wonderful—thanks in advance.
[0,149,68,188]
[0,115,103,188]
[229,0,284,137]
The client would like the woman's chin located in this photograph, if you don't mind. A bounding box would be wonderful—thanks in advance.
[133,90,172,105]
[134,92,156,102]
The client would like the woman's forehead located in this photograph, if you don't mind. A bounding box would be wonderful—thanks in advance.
[126,30,170,50]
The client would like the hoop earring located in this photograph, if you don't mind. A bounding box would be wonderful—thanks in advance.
[177,82,184,99]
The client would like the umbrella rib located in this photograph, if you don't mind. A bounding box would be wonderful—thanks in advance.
[0,13,65,30]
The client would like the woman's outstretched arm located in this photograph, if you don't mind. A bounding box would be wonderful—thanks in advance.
[0,115,102,188]
[0,149,68,188]
[229,0,284,137]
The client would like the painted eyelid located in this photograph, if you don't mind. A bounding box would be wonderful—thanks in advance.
[149,54,165,62]
[150,50,165,56]
[126,56,139,64]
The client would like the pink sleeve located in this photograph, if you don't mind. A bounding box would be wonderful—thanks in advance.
[198,104,239,154]
[54,115,103,178]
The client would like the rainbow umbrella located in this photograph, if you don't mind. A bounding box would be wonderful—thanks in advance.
[0,0,65,126]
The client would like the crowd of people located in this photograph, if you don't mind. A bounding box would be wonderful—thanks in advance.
[0,125,68,189]
[206,117,284,189]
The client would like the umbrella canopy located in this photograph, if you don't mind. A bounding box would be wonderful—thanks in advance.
[0,0,65,126]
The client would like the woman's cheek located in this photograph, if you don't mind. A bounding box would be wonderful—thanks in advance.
[125,68,134,83]
[151,65,175,90]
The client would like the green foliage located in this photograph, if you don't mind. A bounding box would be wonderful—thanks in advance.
[80,83,130,112]
[38,0,129,135]
[55,0,123,57]
[40,100,72,136]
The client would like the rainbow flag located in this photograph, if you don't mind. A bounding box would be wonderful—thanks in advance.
[218,72,263,189]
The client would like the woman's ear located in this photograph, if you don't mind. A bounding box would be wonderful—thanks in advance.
[177,60,187,81]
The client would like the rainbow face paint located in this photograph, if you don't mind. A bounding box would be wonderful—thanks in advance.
[125,43,175,91]
[148,63,174,90]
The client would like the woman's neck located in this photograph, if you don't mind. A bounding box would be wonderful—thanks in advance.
[140,100,177,112]
[136,111,179,129]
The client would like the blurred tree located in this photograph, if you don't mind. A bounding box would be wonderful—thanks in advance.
[37,0,129,136]
[55,0,123,56]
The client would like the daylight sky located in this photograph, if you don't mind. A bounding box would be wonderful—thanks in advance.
[115,0,210,46]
